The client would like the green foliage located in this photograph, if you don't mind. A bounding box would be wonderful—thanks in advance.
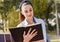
[0,0,20,28]
[57,3,60,13]
[7,7,19,27]
[30,0,48,19]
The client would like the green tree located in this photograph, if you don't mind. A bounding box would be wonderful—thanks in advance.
[8,7,19,27]
[30,0,48,19]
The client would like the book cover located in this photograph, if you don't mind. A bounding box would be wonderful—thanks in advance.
[9,23,44,42]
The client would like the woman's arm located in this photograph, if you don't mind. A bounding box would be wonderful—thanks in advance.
[41,20,47,42]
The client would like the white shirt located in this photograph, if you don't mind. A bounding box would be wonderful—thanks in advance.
[17,17,47,42]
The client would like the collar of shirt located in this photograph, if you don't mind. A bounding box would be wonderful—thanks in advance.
[24,17,37,26]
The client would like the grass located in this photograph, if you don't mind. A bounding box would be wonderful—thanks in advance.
[51,39,60,42]
[47,30,60,42]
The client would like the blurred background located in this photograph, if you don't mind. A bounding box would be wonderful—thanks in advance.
[0,0,60,42]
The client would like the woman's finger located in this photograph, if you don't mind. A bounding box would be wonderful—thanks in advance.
[30,29,36,35]
[32,31,37,38]
[27,28,32,35]
[23,31,26,37]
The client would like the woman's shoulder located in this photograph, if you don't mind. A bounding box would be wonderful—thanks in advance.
[34,17,45,23]
[17,21,25,27]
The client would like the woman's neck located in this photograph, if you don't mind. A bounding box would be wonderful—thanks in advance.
[26,18,34,25]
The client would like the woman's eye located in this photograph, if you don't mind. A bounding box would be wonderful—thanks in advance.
[25,10,28,13]
[30,9,32,12]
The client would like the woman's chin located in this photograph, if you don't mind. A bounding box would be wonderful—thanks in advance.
[28,16,33,19]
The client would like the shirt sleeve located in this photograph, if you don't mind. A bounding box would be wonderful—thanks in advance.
[41,20,47,42]
[17,23,23,27]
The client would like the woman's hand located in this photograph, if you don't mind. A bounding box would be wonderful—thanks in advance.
[23,28,37,42]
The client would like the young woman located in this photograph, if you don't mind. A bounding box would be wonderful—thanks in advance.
[17,1,50,42]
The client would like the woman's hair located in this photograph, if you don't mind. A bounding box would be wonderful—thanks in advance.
[19,0,33,22]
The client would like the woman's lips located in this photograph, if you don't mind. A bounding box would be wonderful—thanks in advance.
[28,15,32,17]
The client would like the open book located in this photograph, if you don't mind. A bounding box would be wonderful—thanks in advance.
[9,23,44,42]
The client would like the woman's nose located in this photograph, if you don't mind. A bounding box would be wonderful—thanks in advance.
[28,11,31,15]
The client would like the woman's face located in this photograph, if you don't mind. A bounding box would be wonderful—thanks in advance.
[21,3,33,20]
